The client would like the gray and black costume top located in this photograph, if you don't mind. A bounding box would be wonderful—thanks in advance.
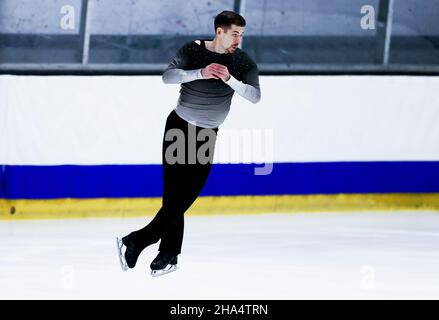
[162,40,261,128]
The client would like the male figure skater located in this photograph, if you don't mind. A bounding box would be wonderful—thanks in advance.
[117,10,261,276]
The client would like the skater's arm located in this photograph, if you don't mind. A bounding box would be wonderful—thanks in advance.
[224,65,261,104]
[162,44,203,84]
[162,68,203,84]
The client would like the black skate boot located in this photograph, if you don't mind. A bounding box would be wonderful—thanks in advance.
[150,252,178,277]
[116,235,143,271]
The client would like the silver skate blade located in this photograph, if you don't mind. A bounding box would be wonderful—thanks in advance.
[151,264,178,277]
[116,237,128,272]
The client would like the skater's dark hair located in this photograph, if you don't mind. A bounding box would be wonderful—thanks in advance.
[214,11,246,32]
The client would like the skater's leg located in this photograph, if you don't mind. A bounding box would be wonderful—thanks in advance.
[158,214,184,255]
[122,110,184,249]
[156,146,216,255]
[152,112,217,254]
[126,166,214,252]
[122,110,217,266]
[127,186,200,250]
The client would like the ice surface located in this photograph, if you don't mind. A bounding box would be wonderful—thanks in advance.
[1,211,439,299]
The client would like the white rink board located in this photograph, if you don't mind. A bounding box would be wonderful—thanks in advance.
[1,75,439,165]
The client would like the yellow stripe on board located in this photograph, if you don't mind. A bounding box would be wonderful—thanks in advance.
[1,193,439,220]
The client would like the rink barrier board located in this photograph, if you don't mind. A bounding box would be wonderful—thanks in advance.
[1,193,439,220]
[2,76,439,168]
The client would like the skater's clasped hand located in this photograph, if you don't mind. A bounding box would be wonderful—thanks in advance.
[201,63,231,82]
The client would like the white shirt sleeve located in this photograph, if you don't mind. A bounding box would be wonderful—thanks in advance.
[162,68,203,84]
[224,75,261,104]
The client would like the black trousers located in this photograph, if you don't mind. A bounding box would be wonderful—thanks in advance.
[127,110,218,255]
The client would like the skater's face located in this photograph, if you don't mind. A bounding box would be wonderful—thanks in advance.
[216,24,244,54]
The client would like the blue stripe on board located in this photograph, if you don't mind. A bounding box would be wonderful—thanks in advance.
[0,165,5,198]
[2,165,163,199]
[1,162,439,199]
